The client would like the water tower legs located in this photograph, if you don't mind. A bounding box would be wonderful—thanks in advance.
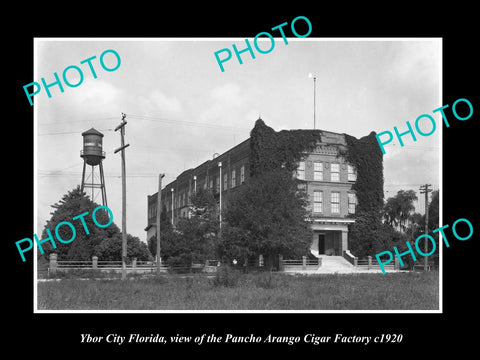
[99,161,107,208]
[80,159,108,207]
[80,160,86,194]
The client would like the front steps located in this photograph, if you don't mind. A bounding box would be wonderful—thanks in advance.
[299,251,398,274]
[317,255,355,272]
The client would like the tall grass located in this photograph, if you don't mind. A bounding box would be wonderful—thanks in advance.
[37,271,439,311]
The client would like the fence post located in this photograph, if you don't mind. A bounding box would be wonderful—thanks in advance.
[92,256,98,270]
[302,256,307,270]
[259,254,264,267]
[49,253,57,276]
[278,254,284,271]
[394,255,399,270]
[367,256,372,270]
[132,257,137,274]
[317,257,322,269]
[354,256,358,267]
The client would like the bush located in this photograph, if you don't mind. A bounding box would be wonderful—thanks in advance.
[254,271,279,289]
[50,269,106,279]
[210,265,241,288]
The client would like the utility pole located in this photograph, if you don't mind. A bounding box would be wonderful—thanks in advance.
[114,113,130,280]
[308,73,316,129]
[171,188,174,226]
[156,173,165,275]
[218,161,222,229]
[419,184,432,271]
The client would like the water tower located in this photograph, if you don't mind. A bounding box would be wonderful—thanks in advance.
[80,128,107,207]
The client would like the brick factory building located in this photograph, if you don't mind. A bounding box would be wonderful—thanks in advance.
[146,119,381,259]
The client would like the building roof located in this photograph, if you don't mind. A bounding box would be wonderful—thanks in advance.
[82,127,104,137]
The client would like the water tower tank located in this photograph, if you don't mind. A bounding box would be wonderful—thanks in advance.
[81,128,105,166]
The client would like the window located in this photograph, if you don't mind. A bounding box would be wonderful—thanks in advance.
[240,165,245,183]
[149,205,156,218]
[223,173,228,190]
[313,190,323,213]
[330,163,340,182]
[331,191,340,214]
[348,192,357,214]
[297,161,305,180]
[209,178,213,190]
[231,169,236,188]
[314,162,323,181]
[348,165,357,182]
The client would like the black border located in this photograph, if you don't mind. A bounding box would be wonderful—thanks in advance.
[7,5,478,355]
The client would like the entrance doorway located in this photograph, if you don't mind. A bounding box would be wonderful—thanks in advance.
[318,234,325,254]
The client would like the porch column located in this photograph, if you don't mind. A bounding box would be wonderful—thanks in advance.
[341,230,348,253]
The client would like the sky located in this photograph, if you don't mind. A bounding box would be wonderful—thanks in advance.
[35,38,441,242]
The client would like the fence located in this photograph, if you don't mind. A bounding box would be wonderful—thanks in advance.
[279,256,321,272]
[342,251,402,271]
[47,254,220,277]
[355,256,396,271]
[46,252,407,277]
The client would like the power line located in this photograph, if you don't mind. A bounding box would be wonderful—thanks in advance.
[127,113,250,132]
[38,117,118,126]
[38,172,172,178]
[390,143,440,151]
[38,128,114,136]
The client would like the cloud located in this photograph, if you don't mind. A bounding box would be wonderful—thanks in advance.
[75,79,124,105]
[199,83,250,127]
[210,83,245,107]
[135,90,183,118]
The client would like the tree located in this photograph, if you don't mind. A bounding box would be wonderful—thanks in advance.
[40,186,148,263]
[221,169,313,268]
[188,187,218,222]
[40,186,119,261]
[94,233,152,261]
[428,189,439,231]
[150,187,219,267]
[405,212,424,241]
[426,189,440,268]
[147,204,172,257]
[383,189,418,232]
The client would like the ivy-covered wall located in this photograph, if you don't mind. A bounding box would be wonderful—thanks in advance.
[343,132,385,257]
[249,119,322,176]
[249,119,385,257]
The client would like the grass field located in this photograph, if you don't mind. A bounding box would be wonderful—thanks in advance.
[37,269,439,311]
